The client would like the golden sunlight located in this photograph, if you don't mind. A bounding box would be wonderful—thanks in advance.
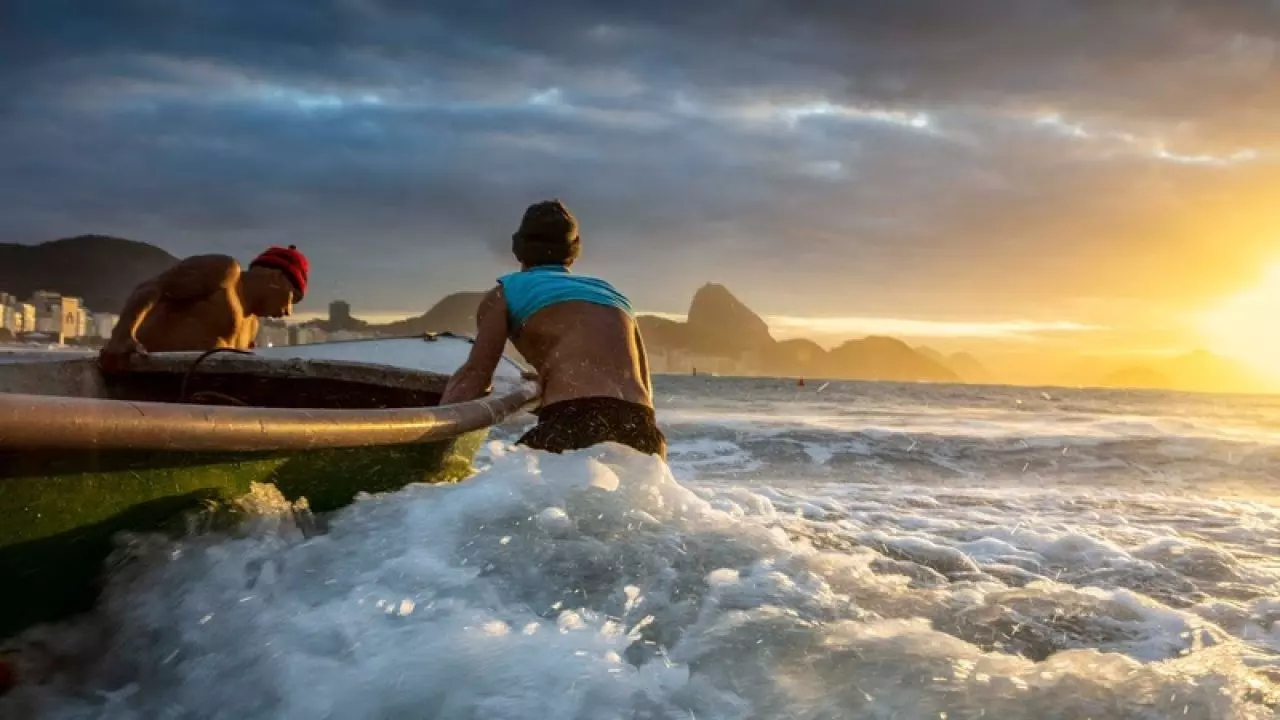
[1198,261,1280,380]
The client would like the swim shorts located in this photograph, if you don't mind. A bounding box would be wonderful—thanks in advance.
[516,396,667,459]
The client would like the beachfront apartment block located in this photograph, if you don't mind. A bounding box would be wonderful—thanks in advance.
[28,290,79,339]
[0,290,117,342]
[0,294,38,336]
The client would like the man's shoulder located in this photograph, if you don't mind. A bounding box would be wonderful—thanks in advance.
[157,255,242,300]
[480,284,506,305]
[169,254,242,282]
[179,253,241,272]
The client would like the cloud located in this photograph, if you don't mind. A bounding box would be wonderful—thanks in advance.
[1,0,1278,321]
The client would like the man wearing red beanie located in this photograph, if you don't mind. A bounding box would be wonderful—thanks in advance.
[98,245,309,372]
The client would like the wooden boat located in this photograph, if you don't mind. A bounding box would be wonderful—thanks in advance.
[0,334,536,639]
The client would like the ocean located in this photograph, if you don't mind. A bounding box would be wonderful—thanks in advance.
[4,376,1280,719]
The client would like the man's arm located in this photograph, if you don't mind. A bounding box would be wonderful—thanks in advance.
[108,279,163,348]
[633,324,654,400]
[441,287,510,405]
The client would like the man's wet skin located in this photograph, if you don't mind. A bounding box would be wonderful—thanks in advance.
[504,300,652,409]
[99,249,304,372]
[132,266,267,353]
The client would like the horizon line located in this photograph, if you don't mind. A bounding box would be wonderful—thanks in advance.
[292,308,1106,342]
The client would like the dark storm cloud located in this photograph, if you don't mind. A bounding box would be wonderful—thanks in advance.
[1,0,1278,315]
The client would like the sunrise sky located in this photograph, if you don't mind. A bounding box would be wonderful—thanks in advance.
[3,2,1279,377]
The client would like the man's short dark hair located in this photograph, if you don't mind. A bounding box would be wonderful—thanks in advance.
[512,199,581,267]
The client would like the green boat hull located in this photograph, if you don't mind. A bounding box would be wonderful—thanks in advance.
[0,342,537,641]
[0,429,488,640]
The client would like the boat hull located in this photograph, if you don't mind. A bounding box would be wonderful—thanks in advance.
[1,431,485,639]
[0,335,536,640]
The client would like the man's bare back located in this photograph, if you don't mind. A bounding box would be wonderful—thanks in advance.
[99,246,309,372]
[130,257,255,352]
[504,300,651,408]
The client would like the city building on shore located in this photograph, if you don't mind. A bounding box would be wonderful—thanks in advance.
[329,300,352,329]
[1,289,111,344]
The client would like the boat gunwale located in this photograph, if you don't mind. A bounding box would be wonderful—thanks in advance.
[257,332,530,375]
[0,352,538,452]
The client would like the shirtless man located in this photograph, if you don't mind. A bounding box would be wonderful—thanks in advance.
[98,245,309,372]
[441,199,666,458]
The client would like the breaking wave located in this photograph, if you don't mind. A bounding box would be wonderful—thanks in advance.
[4,377,1280,718]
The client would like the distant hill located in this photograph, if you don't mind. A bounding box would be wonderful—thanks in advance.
[916,346,991,383]
[916,346,947,365]
[0,235,179,312]
[371,291,487,336]
[758,338,826,377]
[822,336,959,382]
[947,352,991,383]
[636,315,691,349]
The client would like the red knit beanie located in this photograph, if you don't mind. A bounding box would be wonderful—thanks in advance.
[250,245,309,300]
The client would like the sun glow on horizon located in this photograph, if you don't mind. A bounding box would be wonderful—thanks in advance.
[1198,262,1280,380]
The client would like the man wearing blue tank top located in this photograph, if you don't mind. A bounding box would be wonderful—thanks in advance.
[441,199,667,459]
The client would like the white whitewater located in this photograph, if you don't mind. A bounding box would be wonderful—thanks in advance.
[3,376,1279,719]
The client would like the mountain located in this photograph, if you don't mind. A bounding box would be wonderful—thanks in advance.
[759,338,826,377]
[372,291,486,336]
[947,352,991,383]
[636,315,692,349]
[822,336,959,382]
[916,346,947,365]
[685,283,774,356]
[0,235,179,312]
[916,346,991,383]
[634,285,773,358]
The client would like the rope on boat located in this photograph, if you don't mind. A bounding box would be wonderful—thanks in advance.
[177,347,256,405]
[186,390,250,406]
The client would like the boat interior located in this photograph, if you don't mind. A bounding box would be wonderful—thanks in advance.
[0,352,447,409]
